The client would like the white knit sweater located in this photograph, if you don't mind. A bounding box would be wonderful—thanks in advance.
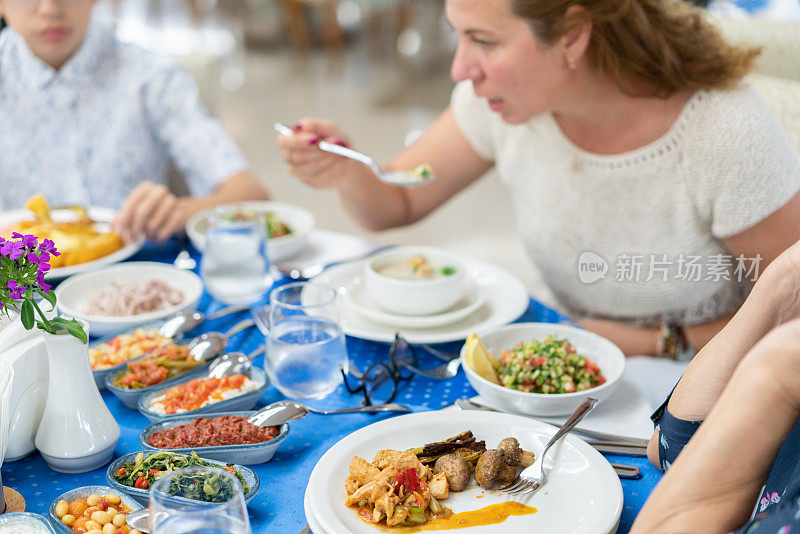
[451,81,800,325]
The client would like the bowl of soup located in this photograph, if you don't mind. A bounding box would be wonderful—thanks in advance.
[364,246,466,315]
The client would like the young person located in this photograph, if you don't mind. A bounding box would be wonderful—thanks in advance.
[0,0,268,242]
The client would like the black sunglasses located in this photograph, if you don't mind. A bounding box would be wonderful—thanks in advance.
[341,333,418,406]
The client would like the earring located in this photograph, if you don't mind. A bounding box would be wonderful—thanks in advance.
[566,56,577,70]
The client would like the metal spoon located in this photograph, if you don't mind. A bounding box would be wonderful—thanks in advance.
[187,318,255,362]
[126,508,150,533]
[208,346,265,378]
[247,399,411,427]
[158,304,248,339]
[274,122,435,187]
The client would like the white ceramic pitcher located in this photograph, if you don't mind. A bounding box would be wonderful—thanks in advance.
[34,326,119,473]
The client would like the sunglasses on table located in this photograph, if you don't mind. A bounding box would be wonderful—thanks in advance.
[341,334,460,406]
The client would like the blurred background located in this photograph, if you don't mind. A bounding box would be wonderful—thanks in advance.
[14,0,800,308]
[91,0,550,302]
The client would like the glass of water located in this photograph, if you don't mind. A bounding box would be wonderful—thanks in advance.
[264,282,348,399]
[201,206,273,305]
[150,467,251,534]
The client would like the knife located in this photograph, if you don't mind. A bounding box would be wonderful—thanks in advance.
[455,398,651,448]
[611,463,642,479]
[585,440,648,457]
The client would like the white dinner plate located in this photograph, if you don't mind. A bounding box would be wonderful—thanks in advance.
[0,206,143,280]
[344,275,486,329]
[304,410,623,534]
[312,259,528,344]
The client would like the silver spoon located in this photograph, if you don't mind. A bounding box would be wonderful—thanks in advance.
[274,122,435,187]
[187,318,255,362]
[247,399,411,427]
[208,346,265,378]
[157,304,248,339]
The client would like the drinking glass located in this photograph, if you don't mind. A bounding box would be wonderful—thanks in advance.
[150,467,251,534]
[263,282,349,399]
[201,206,273,305]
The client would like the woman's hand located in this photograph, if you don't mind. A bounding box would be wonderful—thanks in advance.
[113,181,187,242]
[277,118,362,189]
[578,318,658,356]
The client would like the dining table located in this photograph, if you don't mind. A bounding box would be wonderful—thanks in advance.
[0,238,663,533]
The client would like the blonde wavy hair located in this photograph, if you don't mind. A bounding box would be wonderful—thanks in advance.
[512,0,761,97]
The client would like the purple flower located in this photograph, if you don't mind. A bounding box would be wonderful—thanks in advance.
[7,280,26,300]
[0,240,24,260]
[10,232,23,239]
[22,234,38,248]
[39,238,59,256]
[36,271,51,291]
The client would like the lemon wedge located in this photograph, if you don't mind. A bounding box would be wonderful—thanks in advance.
[463,332,501,384]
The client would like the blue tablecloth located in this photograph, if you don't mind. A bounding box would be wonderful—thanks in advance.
[1,240,662,533]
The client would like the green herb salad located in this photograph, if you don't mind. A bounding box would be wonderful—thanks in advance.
[114,451,249,502]
[497,336,606,394]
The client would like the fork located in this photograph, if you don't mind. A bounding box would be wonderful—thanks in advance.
[503,397,598,495]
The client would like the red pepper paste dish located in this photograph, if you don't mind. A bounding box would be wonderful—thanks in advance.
[147,415,280,449]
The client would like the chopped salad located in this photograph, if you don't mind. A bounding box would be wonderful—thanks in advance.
[497,336,605,394]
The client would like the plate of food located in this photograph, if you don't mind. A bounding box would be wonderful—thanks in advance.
[304,410,622,534]
[311,258,528,344]
[106,450,259,506]
[105,340,211,408]
[139,411,288,465]
[461,324,625,416]
[186,200,315,261]
[0,194,143,280]
[55,262,203,337]
[137,367,269,423]
[89,322,177,389]
[48,485,143,534]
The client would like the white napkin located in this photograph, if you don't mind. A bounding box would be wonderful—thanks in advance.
[0,310,39,355]
[0,360,14,468]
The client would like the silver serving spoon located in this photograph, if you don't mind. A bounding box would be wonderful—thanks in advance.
[208,346,265,378]
[157,304,249,339]
[187,318,255,362]
[126,508,150,533]
[247,399,411,427]
[274,122,435,187]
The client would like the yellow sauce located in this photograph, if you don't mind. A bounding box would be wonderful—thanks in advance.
[367,502,537,532]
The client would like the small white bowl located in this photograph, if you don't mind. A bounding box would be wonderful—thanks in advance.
[364,246,466,316]
[55,262,203,337]
[186,200,315,262]
[461,323,626,416]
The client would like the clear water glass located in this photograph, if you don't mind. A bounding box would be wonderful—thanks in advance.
[150,466,251,534]
[201,207,273,305]
[264,282,349,399]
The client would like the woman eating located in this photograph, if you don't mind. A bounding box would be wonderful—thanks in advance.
[277,0,800,368]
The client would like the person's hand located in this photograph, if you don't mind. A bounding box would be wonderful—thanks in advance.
[113,181,187,242]
[277,118,360,189]
[578,318,658,356]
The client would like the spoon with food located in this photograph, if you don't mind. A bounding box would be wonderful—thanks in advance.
[274,122,435,187]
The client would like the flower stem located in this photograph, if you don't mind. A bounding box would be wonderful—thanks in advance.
[31,299,51,329]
